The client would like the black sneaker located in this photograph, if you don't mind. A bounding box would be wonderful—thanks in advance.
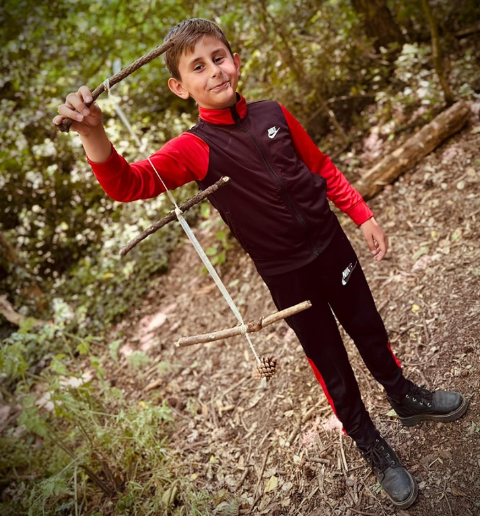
[359,435,418,509]
[387,385,468,427]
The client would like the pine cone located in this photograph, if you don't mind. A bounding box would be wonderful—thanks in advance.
[257,356,278,379]
[329,475,346,499]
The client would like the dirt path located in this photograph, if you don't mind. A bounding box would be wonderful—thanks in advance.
[108,115,480,515]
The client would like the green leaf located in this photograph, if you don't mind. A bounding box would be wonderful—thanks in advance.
[109,339,123,362]
[200,202,211,218]
[127,351,150,370]
[412,247,429,261]
[76,340,90,355]
[50,356,67,375]
[18,318,38,334]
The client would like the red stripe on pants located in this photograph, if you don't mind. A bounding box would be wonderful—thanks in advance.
[387,342,402,368]
[307,357,347,435]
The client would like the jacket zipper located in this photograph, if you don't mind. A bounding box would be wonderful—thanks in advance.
[231,107,320,255]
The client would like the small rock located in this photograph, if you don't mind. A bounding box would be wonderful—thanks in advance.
[456,181,465,190]
[461,368,469,377]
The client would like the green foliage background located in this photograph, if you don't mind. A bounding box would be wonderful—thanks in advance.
[0,0,479,514]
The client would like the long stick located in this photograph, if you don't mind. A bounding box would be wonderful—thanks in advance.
[119,176,230,257]
[176,300,312,347]
[57,39,175,133]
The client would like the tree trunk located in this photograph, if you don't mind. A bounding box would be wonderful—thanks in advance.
[353,101,470,200]
[0,231,19,267]
[258,1,349,143]
[421,0,455,106]
[351,0,405,53]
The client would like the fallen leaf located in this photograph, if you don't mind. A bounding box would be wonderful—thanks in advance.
[162,485,178,508]
[412,254,439,272]
[450,486,467,497]
[145,312,167,332]
[264,475,278,493]
[412,247,429,261]
[411,304,421,313]
[213,500,239,516]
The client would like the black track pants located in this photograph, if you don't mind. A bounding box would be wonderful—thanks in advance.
[263,226,410,448]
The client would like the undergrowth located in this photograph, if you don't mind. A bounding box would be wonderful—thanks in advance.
[0,313,212,515]
[0,192,214,514]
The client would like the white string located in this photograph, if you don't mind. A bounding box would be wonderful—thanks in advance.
[103,79,260,363]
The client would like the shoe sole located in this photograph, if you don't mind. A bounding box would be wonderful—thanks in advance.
[387,470,419,509]
[398,396,469,427]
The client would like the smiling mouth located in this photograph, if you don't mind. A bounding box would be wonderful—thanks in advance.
[210,81,229,91]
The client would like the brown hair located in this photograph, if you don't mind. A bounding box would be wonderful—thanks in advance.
[164,19,233,80]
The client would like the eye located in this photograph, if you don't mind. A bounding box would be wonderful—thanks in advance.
[193,64,204,72]
[214,56,224,63]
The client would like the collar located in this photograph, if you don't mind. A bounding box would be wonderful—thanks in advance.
[198,93,247,125]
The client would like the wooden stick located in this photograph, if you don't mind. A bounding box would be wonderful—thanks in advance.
[119,176,230,257]
[176,300,312,347]
[57,39,175,133]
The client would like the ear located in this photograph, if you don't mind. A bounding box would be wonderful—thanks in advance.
[233,53,241,76]
[168,77,190,100]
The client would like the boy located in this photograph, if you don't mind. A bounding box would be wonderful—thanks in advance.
[53,19,468,509]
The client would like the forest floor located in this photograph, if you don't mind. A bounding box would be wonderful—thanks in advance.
[103,104,480,516]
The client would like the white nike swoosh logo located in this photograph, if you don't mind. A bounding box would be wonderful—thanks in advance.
[268,127,279,139]
[341,262,357,286]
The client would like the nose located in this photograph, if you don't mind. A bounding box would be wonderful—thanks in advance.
[209,62,221,78]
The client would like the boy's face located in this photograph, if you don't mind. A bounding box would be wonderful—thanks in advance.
[168,35,241,110]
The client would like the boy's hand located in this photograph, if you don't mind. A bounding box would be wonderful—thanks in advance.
[360,217,388,261]
[53,86,103,136]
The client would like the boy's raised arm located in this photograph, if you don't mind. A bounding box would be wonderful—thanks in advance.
[53,87,210,203]
[53,86,112,163]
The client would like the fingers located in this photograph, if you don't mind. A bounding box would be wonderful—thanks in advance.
[53,86,94,125]
[371,232,388,261]
[360,217,388,261]
[77,85,93,104]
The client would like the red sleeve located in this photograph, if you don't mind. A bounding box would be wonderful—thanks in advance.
[280,105,373,226]
[87,132,209,202]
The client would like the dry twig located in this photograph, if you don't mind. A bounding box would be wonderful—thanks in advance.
[120,176,231,257]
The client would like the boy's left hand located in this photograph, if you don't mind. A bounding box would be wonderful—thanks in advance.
[360,217,388,261]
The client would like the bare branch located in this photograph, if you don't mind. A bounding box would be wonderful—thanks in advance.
[120,176,231,257]
[56,39,175,133]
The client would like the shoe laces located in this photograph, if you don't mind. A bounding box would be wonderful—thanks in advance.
[406,385,433,407]
[362,437,398,473]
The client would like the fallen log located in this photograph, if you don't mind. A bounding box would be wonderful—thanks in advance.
[0,295,43,327]
[353,100,471,200]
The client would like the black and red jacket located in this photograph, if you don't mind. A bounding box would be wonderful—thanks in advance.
[89,94,373,276]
